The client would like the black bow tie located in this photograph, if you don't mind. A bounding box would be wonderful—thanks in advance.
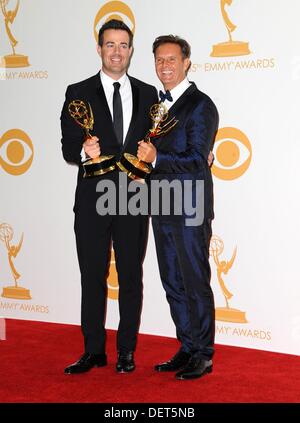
[159,90,173,102]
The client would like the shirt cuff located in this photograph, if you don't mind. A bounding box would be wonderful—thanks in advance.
[80,147,87,163]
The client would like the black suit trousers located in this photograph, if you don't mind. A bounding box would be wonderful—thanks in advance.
[74,174,148,354]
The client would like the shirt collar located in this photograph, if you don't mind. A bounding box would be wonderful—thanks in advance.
[100,70,128,89]
[169,77,191,104]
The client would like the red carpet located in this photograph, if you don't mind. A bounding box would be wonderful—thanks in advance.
[0,319,299,403]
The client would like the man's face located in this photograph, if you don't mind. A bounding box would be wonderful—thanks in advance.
[154,43,190,91]
[97,29,132,79]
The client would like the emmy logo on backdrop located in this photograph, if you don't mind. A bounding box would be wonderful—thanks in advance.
[0,223,31,300]
[210,0,250,57]
[117,102,178,181]
[0,0,30,67]
[68,100,116,178]
[210,235,247,323]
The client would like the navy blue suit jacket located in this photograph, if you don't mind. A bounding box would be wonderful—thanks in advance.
[151,82,218,220]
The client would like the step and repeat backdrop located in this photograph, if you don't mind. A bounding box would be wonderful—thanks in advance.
[1,0,300,355]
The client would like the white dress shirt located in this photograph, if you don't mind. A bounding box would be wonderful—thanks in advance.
[100,70,133,142]
[163,77,191,110]
[81,70,133,161]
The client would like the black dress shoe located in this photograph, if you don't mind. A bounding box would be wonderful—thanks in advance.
[175,357,212,380]
[154,350,191,372]
[116,351,135,373]
[64,352,107,374]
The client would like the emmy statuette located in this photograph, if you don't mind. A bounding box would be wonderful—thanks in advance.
[0,223,31,300]
[210,0,250,57]
[68,100,116,178]
[0,0,30,68]
[117,102,178,181]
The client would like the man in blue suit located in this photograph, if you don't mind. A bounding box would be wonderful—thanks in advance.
[138,35,218,380]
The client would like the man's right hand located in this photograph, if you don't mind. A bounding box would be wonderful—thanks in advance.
[83,136,100,159]
[207,150,214,167]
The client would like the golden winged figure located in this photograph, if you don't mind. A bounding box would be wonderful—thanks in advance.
[210,235,237,308]
[214,246,237,308]
[221,0,237,42]
[1,0,20,54]
[5,232,23,286]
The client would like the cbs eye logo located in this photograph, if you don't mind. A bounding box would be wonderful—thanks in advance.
[0,129,34,176]
[212,127,252,180]
[94,1,136,42]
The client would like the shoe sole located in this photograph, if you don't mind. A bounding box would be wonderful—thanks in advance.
[64,362,107,375]
[116,367,135,373]
[175,365,213,380]
[154,363,189,372]
[154,367,184,372]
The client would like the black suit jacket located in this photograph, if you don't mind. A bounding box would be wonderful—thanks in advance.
[61,72,158,182]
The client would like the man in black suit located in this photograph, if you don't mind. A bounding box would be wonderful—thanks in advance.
[138,35,218,380]
[61,20,157,374]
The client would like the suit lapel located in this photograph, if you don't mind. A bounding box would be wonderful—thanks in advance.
[94,73,118,144]
[167,82,197,119]
[95,75,111,120]
[154,83,197,149]
[123,76,139,151]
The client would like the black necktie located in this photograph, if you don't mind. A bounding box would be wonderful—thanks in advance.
[159,90,173,102]
[113,82,123,146]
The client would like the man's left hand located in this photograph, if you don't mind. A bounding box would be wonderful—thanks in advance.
[137,141,157,163]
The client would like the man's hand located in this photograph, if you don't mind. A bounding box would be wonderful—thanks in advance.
[83,136,100,159]
[207,150,214,167]
[137,141,157,163]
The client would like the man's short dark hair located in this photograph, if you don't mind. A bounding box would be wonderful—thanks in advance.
[152,35,191,59]
[98,19,133,47]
